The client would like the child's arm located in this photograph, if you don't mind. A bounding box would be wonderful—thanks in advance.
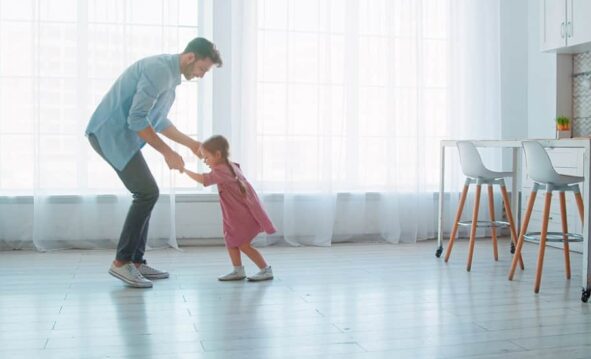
[184,168,205,185]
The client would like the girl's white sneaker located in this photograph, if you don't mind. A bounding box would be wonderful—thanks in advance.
[218,266,246,281]
[247,266,274,282]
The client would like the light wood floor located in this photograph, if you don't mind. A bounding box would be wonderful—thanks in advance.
[2,238,591,359]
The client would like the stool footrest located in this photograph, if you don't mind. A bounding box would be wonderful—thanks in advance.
[523,231,583,243]
[457,220,509,228]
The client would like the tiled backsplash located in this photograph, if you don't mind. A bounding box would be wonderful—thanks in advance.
[573,52,591,136]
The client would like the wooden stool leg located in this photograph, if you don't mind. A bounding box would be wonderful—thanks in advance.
[509,189,537,280]
[445,184,470,262]
[487,185,499,261]
[559,191,571,280]
[467,184,482,272]
[500,185,524,270]
[574,190,585,223]
[534,191,553,293]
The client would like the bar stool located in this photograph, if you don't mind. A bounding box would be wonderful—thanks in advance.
[445,141,523,271]
[509,141,584,293]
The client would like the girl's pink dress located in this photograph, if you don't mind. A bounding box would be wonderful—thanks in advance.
[202,162,276,248]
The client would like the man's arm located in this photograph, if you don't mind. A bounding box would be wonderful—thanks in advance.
[161,125,202,158]
[137,126,184,172]
[126,69,185,172]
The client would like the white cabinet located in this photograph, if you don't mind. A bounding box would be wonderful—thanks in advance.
[541,0,591,53]
[541,0,567,51]
[568,0,591,47]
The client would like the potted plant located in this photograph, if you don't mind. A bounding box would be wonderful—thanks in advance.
[556,116,571,139]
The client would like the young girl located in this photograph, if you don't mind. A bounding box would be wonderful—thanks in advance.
[184,135,276,281]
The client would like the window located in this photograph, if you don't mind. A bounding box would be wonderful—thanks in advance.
[252,0,449,192]
[0,0,204,194]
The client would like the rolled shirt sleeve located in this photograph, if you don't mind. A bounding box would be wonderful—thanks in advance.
[151,89,176,133]
[127,69,168,132]
[153,118,173,133]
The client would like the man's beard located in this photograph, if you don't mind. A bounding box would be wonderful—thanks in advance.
[182,61,196,80]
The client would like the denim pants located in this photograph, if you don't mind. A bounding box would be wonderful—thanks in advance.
[88,134,159,263]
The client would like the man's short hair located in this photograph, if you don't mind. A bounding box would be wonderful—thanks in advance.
[183,37,222,67]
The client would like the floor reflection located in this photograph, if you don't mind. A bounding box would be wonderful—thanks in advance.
[109,288,152,356]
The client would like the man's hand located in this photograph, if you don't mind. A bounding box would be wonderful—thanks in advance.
[190,140,203,159]
[137,126,185,172]
[164,149,185,172]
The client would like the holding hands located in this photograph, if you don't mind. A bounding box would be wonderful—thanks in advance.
[163,148,185,173]
[163,138,203,175]
[157,125,205,173]
[181,140,207,185]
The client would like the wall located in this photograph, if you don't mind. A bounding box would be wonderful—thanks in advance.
[527,0,558,139]
[500,0,529,141]
[500,0,529,169]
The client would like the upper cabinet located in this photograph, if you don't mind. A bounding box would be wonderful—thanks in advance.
[568,0,591,47]
[541,0,591,53]
[541,0,567,51]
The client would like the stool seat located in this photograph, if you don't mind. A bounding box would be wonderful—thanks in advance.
[467,171,513,181]
[534,174,583,186]
[522,141,583,185]
[464,174,513,187]
[457,142,511,180]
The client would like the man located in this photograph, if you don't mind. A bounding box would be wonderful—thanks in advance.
[86,37,222,288]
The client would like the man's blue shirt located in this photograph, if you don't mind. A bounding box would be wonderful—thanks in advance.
[86,54,181,171]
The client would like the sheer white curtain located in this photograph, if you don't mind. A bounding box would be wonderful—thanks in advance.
[443,0,503,238]
[231,0,502,246]
[0,0,205,250]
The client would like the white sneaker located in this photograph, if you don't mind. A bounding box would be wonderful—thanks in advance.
[247,266,274,282]
[109,263,153,288]
[218,266,246,281]
[137,261,169,279]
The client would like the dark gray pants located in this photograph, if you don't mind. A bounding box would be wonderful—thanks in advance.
[88,134,159,263]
